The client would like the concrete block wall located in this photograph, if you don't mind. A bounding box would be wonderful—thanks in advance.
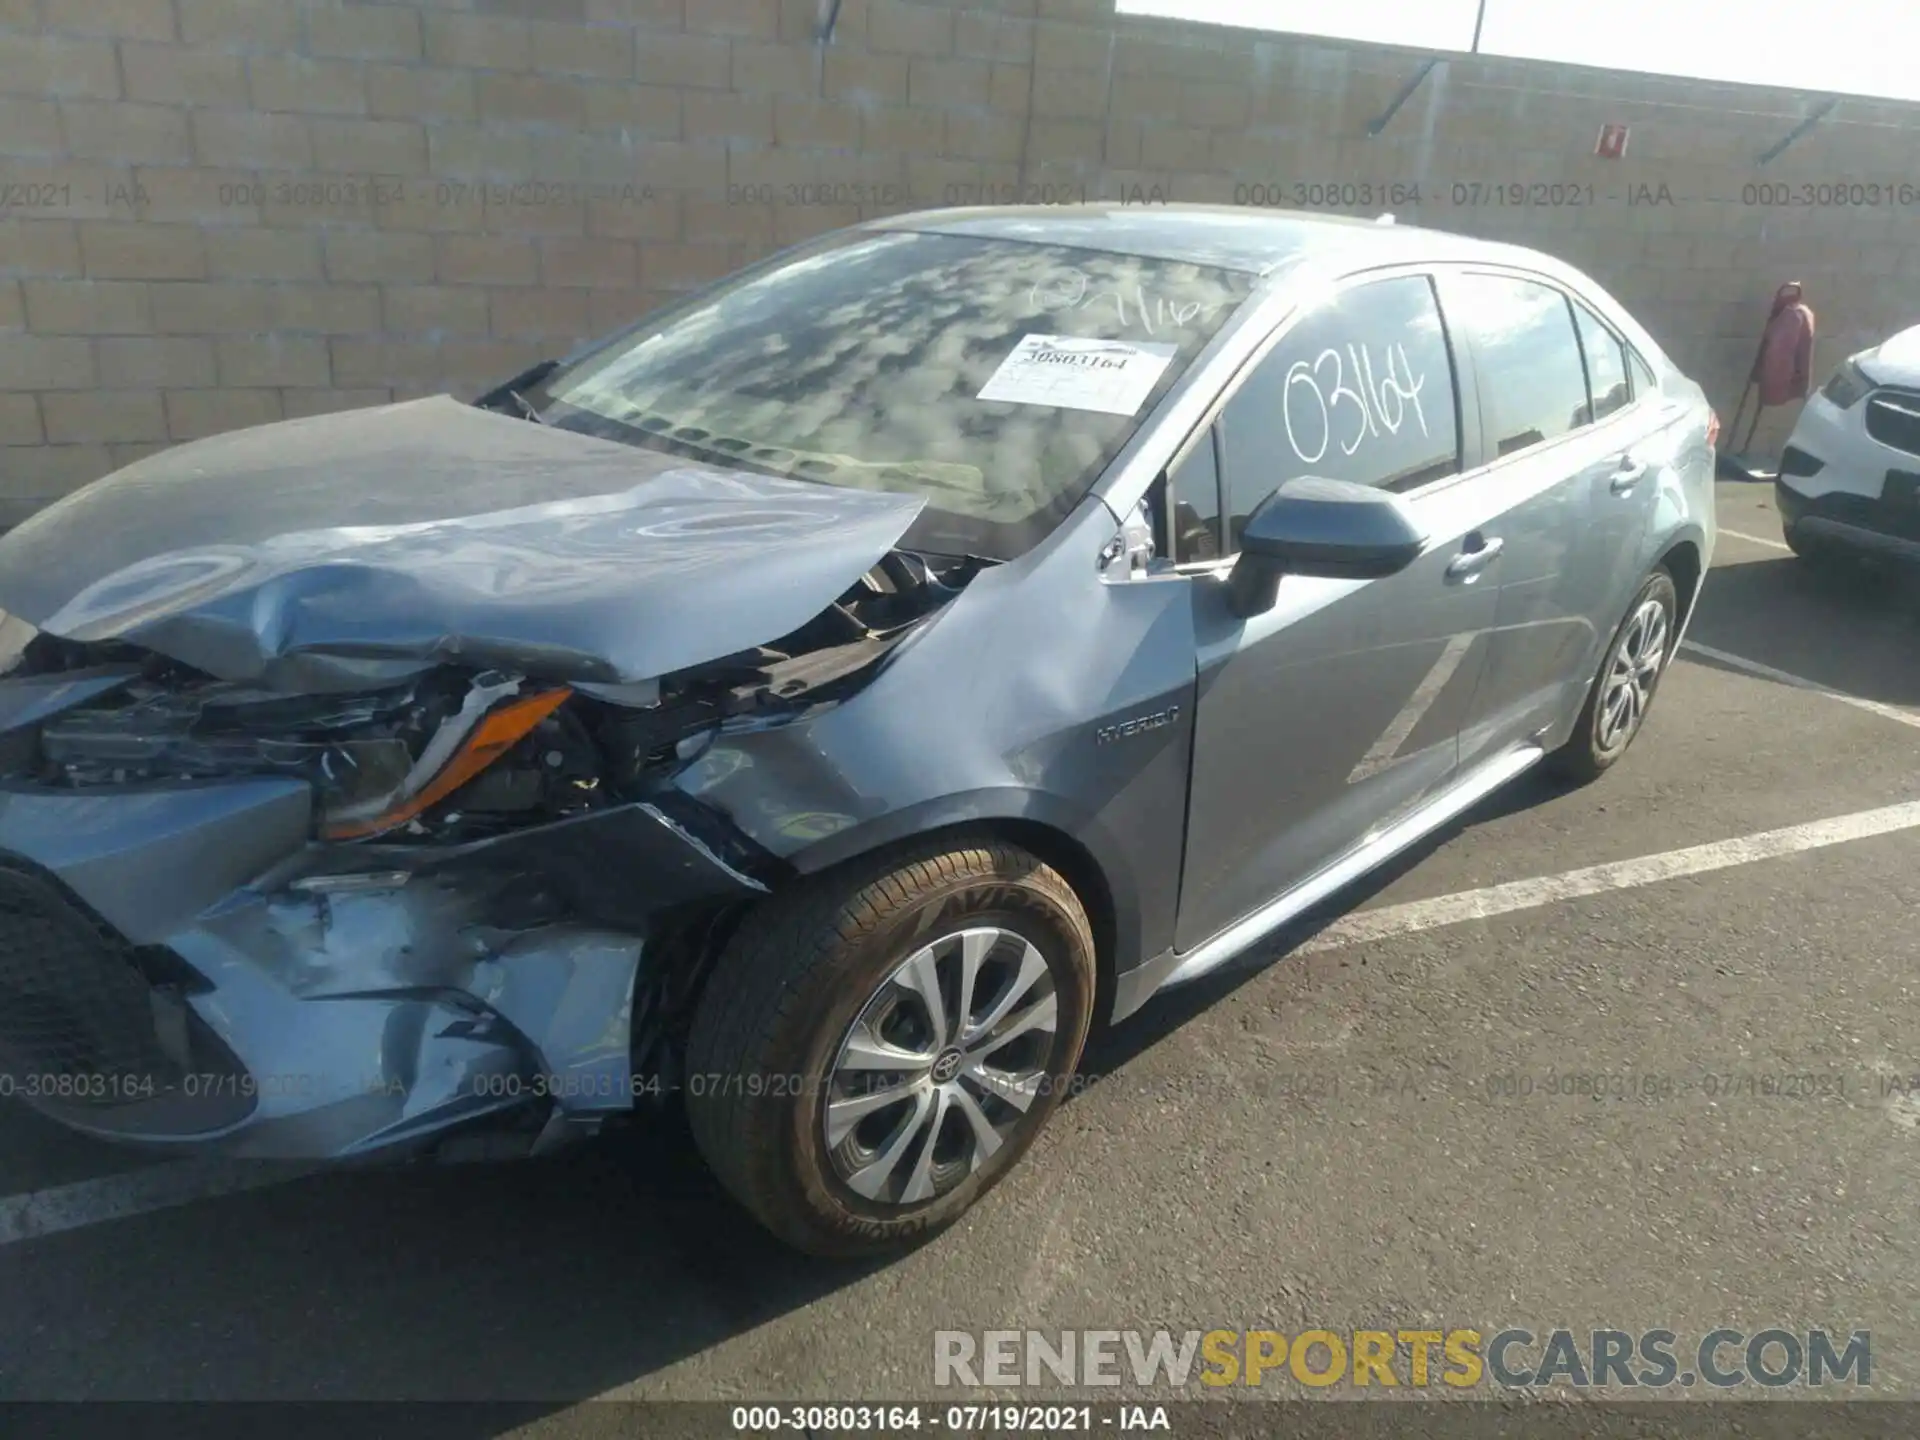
[3,0,1920,520]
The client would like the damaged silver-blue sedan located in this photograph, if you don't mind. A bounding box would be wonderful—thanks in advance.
[0,207,1714,1255]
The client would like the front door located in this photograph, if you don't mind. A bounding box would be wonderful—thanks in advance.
[1174,273,1505,952]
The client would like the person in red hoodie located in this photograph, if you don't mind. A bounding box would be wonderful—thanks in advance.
[1740,281,1816,453]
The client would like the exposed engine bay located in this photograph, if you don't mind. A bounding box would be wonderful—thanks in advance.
[3,550,982,848]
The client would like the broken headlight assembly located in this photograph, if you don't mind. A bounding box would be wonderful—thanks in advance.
[34,668,597,842]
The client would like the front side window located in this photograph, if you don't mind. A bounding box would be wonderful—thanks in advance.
[532,231,1255,561]
[1168,427,1224,563]
[1573,302,1631,423]
[1451,274,1591,458]
[1216,275,1461,552]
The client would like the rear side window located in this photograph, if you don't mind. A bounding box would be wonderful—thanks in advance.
[1629,349,1658,400]
[1573,303,1631,422]
[1216,275,1461,551]
[1452,274,1590,458]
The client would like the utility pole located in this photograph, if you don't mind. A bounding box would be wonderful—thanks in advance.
[1367,0,1488,137]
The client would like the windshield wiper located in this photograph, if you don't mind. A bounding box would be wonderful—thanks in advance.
[504,389,547,425]
[474,360,558,424]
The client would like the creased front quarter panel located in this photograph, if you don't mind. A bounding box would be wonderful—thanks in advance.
[672,498,1199,980]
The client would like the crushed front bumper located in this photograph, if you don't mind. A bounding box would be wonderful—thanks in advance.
[0,779,764,1161]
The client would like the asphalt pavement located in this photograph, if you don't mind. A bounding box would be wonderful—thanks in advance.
[3,478,1919,1429]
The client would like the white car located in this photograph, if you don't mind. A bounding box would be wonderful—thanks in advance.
[1776,325,1920,566]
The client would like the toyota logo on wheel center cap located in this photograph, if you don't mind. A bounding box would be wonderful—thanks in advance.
[930,1047,963,1084]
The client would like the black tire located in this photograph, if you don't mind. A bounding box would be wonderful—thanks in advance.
[1547,568,1679,784]
[684,836,1096,1258]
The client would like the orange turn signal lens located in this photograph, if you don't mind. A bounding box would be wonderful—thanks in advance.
[320,687,572,841]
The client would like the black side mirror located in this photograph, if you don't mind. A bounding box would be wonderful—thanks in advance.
[1227,476,1429,618]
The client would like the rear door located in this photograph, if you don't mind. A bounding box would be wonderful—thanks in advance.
[1174,271,1505,951]
[1436,270,1658,768]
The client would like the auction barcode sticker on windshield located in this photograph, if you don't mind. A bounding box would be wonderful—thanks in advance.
[976,334,1178,416]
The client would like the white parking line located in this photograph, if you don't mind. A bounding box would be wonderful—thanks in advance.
[1680,640,1920,731]
[0,1160,315,1248]
[1297,797,1920,954]
[1719,527,1792,552]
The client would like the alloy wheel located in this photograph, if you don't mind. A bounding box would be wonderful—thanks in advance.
[1596,595,1671,752]
[823,926,1059,1207]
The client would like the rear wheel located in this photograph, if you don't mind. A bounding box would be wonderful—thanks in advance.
[1547,569,1678,784]
[685,837,1096,1257]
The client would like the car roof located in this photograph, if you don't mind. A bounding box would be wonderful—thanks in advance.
[863,202,1556,279]
[863,202,1674,377]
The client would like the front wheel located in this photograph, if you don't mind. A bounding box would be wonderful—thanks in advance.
[684,837,1096,1257]
[1547,569,1678,784]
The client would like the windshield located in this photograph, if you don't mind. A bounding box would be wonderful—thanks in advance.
[534,231,1257,559]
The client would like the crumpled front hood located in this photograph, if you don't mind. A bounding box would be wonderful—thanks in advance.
[0,397,925,690]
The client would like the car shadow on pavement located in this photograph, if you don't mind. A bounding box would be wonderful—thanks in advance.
[0,1104,882,1414]
[1686,547,1920,710]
